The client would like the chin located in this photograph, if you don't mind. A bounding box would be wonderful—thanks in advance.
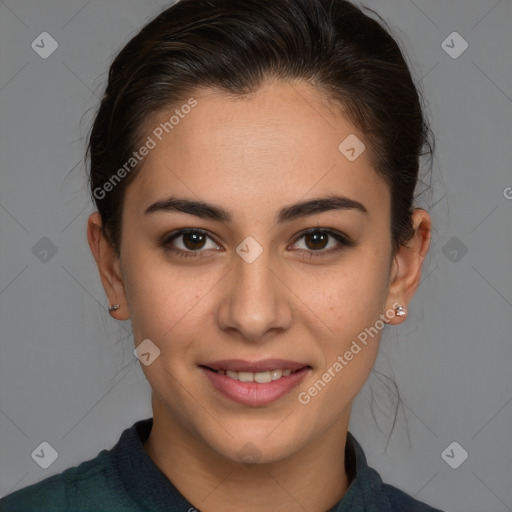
[202,427,306,466]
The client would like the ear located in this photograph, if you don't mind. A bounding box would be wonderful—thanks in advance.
[86,212,130,321]
[385,208,431,325]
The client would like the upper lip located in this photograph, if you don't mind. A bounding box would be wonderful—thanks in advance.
[201,359,309,372]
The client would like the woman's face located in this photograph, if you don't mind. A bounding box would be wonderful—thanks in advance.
[91,80,425,464]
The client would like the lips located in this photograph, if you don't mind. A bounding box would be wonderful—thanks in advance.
[200,359,311,406]
[201,359,308,373]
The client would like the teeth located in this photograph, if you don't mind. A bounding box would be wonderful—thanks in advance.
[254,371,271,383]
[217,368,297,382]
[238,371,253,382]
[270,369,283,380]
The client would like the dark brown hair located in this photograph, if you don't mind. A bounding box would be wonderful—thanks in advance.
[86,0,435,257]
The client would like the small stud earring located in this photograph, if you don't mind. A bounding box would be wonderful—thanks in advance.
[108,304,120,312]
[395,304,406,317]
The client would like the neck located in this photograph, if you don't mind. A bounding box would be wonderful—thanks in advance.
[143,395,351,512]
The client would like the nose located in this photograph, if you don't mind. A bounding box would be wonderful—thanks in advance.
[216,249,293,343]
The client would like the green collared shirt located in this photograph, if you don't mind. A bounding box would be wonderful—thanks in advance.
[0,418,444,511]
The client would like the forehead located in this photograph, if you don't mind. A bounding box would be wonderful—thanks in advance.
[125,80,389,217]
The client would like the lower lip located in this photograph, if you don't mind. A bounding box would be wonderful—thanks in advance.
[201,366,310,406]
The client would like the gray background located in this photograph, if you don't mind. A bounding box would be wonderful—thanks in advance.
[0,0,511,511]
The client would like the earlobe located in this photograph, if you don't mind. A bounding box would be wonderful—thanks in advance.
[86,212,130,321]
[384,208,431,324]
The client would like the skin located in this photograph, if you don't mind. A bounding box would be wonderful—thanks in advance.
[87,79,431,512]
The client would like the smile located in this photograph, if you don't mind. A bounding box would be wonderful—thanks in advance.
[200,360,311,406]
[214,368,296,383]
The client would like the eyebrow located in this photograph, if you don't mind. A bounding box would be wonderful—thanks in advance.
[143,194,368,224]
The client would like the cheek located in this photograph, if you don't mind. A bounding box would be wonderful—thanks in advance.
[310,299,385,416]
[121,249,181,337]
[319,255,390,324]
[311,251,390,370]
[122,246,220,353]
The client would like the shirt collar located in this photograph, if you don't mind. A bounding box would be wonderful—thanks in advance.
[114,417,392,511]
[330,430,393,511]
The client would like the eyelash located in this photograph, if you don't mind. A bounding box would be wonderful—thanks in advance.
[161,228,354,260]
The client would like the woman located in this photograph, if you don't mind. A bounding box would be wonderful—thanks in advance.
[0,0,443,510]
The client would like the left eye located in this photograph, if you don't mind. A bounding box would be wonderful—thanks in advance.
[162,228,352,259]
[291,228,352,256]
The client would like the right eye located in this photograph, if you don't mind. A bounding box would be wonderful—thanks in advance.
[162,228,223,259]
